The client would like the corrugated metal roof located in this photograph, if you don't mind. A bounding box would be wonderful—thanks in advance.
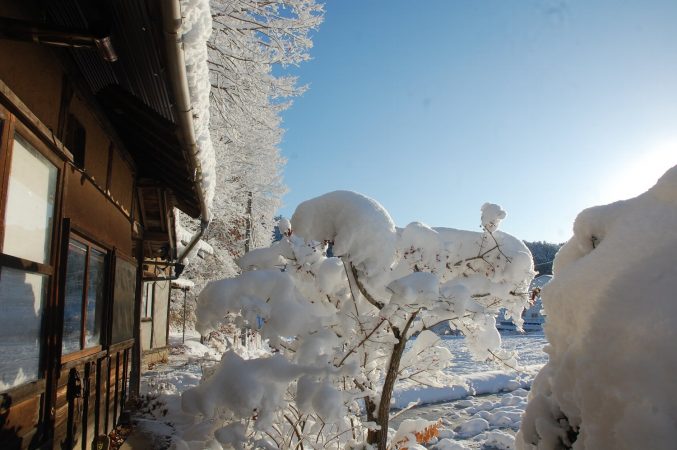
[47,0,175,121]
[45,0,202,217]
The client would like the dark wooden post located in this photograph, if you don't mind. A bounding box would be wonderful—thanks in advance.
[128,241,144,399]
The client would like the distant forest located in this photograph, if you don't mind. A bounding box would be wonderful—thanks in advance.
[524,241,564,275]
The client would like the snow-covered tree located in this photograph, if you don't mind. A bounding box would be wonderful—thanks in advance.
[173,0,324,325]
[180,191,535,449]
[206,0,324,257]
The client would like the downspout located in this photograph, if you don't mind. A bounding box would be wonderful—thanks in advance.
[160,0,211,263]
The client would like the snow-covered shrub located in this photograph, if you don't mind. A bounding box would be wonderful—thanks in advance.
[516,165,677,450]
[181,191,534,449]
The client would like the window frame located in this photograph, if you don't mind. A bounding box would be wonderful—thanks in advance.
[0,108,64,393]
[141,281,154,321]
[60,231,109,364]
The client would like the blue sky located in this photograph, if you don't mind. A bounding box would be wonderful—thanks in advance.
[276,0,677,242]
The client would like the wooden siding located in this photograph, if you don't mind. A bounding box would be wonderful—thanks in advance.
[52,344,131,450]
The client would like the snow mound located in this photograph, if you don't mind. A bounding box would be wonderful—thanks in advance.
[517,164,677,450]
[484,429,516,450]
[435,439,469,450]
[454,417,489,438]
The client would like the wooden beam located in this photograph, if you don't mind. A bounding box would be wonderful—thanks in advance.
[142,231,170,242]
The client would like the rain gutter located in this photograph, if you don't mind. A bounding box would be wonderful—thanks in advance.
[160,0,211,263]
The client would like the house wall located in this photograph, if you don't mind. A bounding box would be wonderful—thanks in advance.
[0,2,189,449]
[0,9,138,450]
[140,275,171,367]
[0,38,62,131]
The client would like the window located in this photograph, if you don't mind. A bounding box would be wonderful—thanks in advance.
[112,256,137,343]
[2,134,58,263]
[62,238,107,355]
[0,269,47,390]
[141,281,154,320]
[64,114,86,169]
[0,126,59,391]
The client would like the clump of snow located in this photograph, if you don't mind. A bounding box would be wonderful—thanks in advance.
[455,417,489,438]
[172,278,195,290]
[278,217,292,236]
[179,0,216,212]
[481,202,507,233]
[181,352,345,429]
[391,418,439,448]
[195,270,328,348]
[435,439,469,450]
[484,429,516,449]
[291,191,398,278]
[517,164,677,450]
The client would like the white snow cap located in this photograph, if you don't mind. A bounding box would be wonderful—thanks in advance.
[291,191,398,276]
[481,202,507,233]
[278,217,292,235]
[171,278,195,289]
[180,0,216,215]
[517,164,677,450]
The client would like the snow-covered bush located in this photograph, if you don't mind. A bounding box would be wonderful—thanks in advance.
[516,165,677,450]
[181,191,534,449]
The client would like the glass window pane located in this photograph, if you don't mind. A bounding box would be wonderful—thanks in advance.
[62,240,87,354]
[3,134,58,264]
[0,267,46,391]
[85,248,105,347]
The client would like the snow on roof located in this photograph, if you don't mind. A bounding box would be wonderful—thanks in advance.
[179,0,216,215]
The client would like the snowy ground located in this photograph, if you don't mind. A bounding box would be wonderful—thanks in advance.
[391,334,547,450]
[136,331,547,449]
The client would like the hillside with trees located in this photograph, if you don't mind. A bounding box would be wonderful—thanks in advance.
[523,240,563,275]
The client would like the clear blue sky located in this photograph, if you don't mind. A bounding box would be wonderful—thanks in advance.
[276,0,677,243]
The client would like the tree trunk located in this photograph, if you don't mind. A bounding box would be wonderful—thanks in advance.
[369,311,418,450]
[244,191,253,253]
[365,395,378,443]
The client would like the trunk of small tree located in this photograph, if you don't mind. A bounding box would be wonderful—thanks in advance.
[365,395,378,443]
[368,311,418,450]
[244,191,253,253]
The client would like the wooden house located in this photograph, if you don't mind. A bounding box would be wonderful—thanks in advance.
[0,0,212,448]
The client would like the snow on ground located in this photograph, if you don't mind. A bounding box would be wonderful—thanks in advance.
[134,330,219,448]
[393,334,546,408]
[135,331,546,449]
[390,334,547,449]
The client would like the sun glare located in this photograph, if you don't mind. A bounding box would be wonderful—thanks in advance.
[599,139,677,203]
